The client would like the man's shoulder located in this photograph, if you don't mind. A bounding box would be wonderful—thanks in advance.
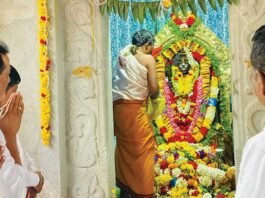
[141,54,155,63]
[245,128,265,150]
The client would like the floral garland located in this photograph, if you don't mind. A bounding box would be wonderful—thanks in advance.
[38,0,51,145]
[155,39,218,143]
[171,13,196,29]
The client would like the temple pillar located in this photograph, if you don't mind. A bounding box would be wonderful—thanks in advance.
[229,0,265,178]
[62,0,115,197]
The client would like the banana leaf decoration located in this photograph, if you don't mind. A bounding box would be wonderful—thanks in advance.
[138,3,146,24]
[112,0,118,14]
[148,2,159,22]
[198,0,207,14]
[217,0,224,7]
[131,2,139,21]
[171,0,179,15]
[106,0,113,15]
[208,0,217,10]
[98,0,239,21]
[118,1,125,19]
[179,0,187,16]
[187,0,197,16]
[123,2,130,20]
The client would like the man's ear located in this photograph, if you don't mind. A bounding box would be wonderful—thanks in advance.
[144,43,150,50]
[256,71,265,100]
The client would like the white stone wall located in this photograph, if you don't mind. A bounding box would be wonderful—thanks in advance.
[229,1,265,179]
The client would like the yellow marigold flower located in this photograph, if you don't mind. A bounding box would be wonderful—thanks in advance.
[42,129,51,146]
[156,117,164,127]
[193,133,204,142]
[163,132,171,141]
[166,155,175,164]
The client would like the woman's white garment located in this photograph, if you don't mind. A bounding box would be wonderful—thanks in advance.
[235,127,265,198]
[112,45,149,101]
[0,131,39,198]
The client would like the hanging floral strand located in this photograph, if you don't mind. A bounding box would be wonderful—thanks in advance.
[38,0,51,145]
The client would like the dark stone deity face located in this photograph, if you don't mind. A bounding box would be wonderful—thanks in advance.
[172,49,191,75]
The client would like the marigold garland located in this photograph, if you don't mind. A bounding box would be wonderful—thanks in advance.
[154,39,218,143]
[38,0,51,145]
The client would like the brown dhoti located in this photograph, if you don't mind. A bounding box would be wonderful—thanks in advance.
[113,99,156,197]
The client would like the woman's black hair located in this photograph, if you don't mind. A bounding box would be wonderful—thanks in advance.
[6,65,21,91]
[132,29,155,47]
[251,25,265,71]
[0,41,9,74]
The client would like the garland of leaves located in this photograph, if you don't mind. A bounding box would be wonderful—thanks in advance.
[99,0,239,23]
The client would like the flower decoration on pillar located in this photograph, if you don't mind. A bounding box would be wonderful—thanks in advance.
[38,0,51,146]
[72,66,93,79]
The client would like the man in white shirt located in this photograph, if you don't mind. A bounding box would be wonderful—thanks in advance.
[236,25,265,198]
[2,65,43,197]
[0,41,44,198]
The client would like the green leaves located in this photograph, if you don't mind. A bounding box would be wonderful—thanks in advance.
[217,0,224,7]
[138,4,146,24]
[208,0,217,10]
[179,0,188,16]
[198,0,207,14]
[187,0,197,16]
[98,0,239,22]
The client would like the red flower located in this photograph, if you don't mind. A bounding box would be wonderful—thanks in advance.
[211,69,216,77]
[47,59,51,66]
[216,193,226,198]
[160,127,167,135]
[186,17,195,26]
[188,161,198,170]
[191,190,199,196]
[40,39,46,45]
[160,160,168,170]
[40,16,47,21]
[160,186,167,195]
[200,127,208,136]
[192,52,203,62]
[174,18,183,25]
[152,45,163,57]
[170,98,175,103]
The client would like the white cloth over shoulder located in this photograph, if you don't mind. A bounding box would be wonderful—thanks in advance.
[235,127,265,198]
[112,45,149,101]
[0,131,39,198]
